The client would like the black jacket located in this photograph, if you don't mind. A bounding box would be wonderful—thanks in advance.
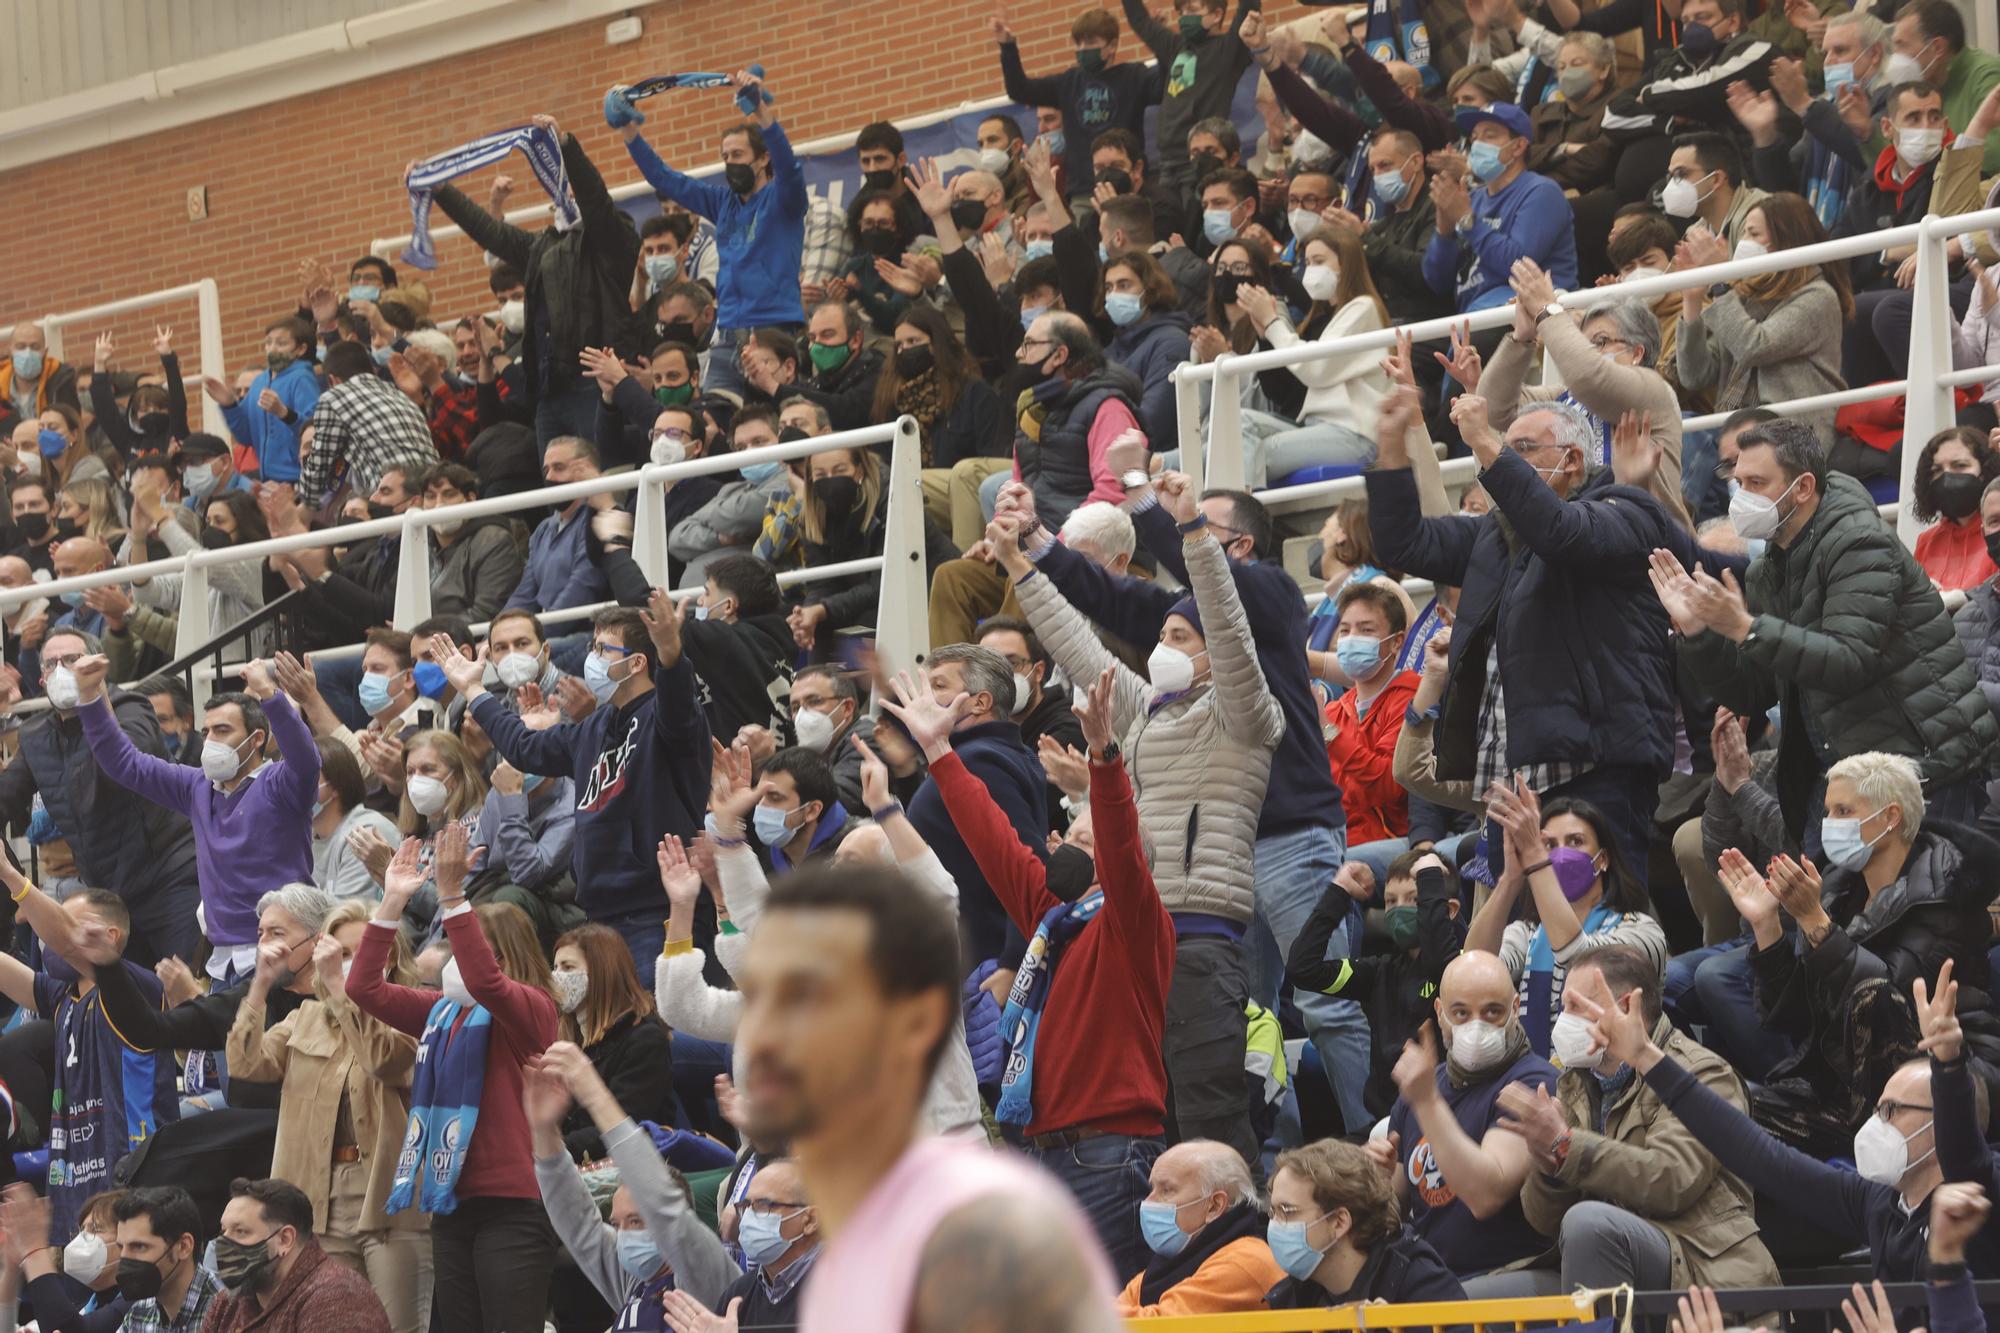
[1267,1227,1465,1309]
[780,346,884,433]
[1013,685,1086,833]
[923,377,1013,473]
[432,135,642,398]
[715,1257,811,1328]
[465,422,542,501]
[1135,1202,1268,1307]
[1368,452,1700,781]
[562,1013,676,1160]
[790,503,960,642]
[1608,33,1780,143]
[0,692,199,905]
[294,531,400,648]
[93,964,309,1112]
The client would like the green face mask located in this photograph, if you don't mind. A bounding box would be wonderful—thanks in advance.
[808,341,852,374]
[654,382,695,407]
[1077,47,1106,73]
[1384,904,1421,949]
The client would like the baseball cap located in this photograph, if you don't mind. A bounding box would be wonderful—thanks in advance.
[1454,103,1532,139]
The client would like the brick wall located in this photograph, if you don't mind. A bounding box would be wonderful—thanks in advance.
[0,0,1310,384]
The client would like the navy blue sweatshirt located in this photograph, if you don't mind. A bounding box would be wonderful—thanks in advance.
[471,659,711,922]
[907,719,1048,966]
[1035,501,1342,836]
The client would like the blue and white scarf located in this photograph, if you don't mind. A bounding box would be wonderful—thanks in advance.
[605,64,773,127]
[1363,0,1434,91]
[1803,107,1855,232]
[996,890,1105,1127]
[386,996,491,1214]
[1522,903,1624,1056]
[401,124,578,271]
[1556,388,1612,466]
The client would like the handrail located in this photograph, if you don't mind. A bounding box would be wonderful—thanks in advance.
[154,586,309,681]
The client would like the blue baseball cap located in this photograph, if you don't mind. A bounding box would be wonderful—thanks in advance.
[1454,103,1532,139]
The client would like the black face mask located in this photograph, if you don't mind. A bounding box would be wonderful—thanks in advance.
[1984,530,2000,568]
[1679,21,1718,56]
[948,199,988,233]
[1189,150,1226,179]
[200,526,234,550]
[1933,471,1983,522]
[15,512,48,542]
[725,162,759,196]
[813,475,862,521]
[1212,272,1245,306]
[862,168,899,192]
[115,1254,171,1303]
[1094,167,1133,196]
[1045,842,1097,902]
[136,412,170,437]
[858,229,902,258]
[658,320,701,350]
[894,344,935,379]
[52,516,80,541]
[366,500,397,520]
[778,426,812,444]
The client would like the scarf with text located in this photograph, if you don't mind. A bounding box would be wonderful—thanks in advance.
[996,889,1105,1126]
[402,124,577,271]
[387,996,491,1214]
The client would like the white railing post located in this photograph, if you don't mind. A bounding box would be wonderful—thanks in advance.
[1206,356,1245,492]
[393,513,434,629]
[197,278,231,444]
[876,415,931,670]
[172,556,213,713]
[1898,213,1959,551]
[631,473,670,587]
[39,314,61,365]
[1173,368,1205,495]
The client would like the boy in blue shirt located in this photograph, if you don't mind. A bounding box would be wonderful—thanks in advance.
[209,316,319,483]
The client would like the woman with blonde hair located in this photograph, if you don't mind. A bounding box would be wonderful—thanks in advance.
[397,730,489,838]
[55,477,125,546]
[348,827,558,1333]
[550,923,675,1160]
[227,895,429,1333]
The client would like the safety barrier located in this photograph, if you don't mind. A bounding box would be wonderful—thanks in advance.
[0,280,232,443]
[1131,1292,1597,1332]
[1172,206,2000,549]
[0,416,932,713]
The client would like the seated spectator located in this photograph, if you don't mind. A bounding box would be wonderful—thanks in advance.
[1605,210,1704,415]
[130,488,272,655]
[1118,1140,1284,1318]
[55,478,124,548]
[6,475,56,573]
[312,738,400,901]
[883,305,1012,550]
[1893,0,2000,175]
[1735,14,1890,234]
[0,319,81,425]
[1470,783,1670,1056]
[393,328,479,463]
[5,1185,132,1333]
[1385,950,1558,1277]
[482,608,565,706]
[1094,193,1209,320]
[1100,251,1191,447]
[110,1188,222,1332]
[1659,132,1771,250]
[1674,192,1851,447]
[1287,852,1464,1117]
[1423,104,1578,319]
[224,900,423,1331]
[1348,129,1452,326]
[1952,480,2000,722]
[1265,1138,1467,1308]
[753,747,851,872]
[668,403,795,584]
[1192,241,1313,425]
[1912,427,2000,591]
[1091,127,1188,244]
[1525,35,1618,196]
[273,466,420,656]
[1718,752,2000,1153]
[469,737,578,948]
[774,301,883,433]
[1468,945,1780,1298]
[605,550,791,742]
[549,925,675,1161]
[705,1157,820,1325]
[204,1177,391,1333]
[839,189,923,337]
[212,316,320,485]
[502,436,610,615]
[417,463,525,624]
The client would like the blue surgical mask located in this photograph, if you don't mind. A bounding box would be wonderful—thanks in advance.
[741,460,783,485]
[1822,61,1856,94]
[1105,292,1145,327]
[1019,303,1050,332]
[736,1208,800,1270]
[643,254,679,285]
[1334,635,1384,680]
[1373,166,1410,207]
[184,461,220,500]
[1821,809,1888,870]
[412,660,448,699]
[1202,208,1236,246]
[615,1230,662,1280]
[371,345,393,367]
[348,283,382,304]
[1267,1213,1333,1281]
[754,803,801,849]
[1467,140,1507,184]
[37,428,65,459]
[358,671,397,715]
[60,590,85,609]
[1042,131,1065,156]
[1025,239,1054,261]
[1140,1199,1200,1257]
[11,348,44,381]
[1098,241,1111,265]
[582,651,622,704]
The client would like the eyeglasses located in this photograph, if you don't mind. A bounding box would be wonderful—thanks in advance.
[1874,1099,1933,1122]
[1019,338,1056,352]
[1586,336,1628,354]
[44,653,85,670]
[742,1199,807,1216]
[1216,264,1254,277]
[1286,193,1332,211]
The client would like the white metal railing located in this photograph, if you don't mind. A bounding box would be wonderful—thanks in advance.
[1,418,932,713]
[1174,206,2000,550]
[0,280,231,444]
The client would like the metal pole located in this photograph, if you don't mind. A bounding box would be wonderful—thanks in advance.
[197,278,231,444]
[876,415,932,670]
[1173,369,1205,495]
[631,474,670,587]
[393,513,434,629]
[1898,214,1959,550]
[1206,358,1245,491]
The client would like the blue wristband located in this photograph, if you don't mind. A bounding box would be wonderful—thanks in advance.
[868,801,905,822]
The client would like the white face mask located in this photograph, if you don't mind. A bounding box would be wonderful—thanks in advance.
[1728,473,1801,540]
[1732,238,1769,261]
[650,433,687,467]
[1550,1011,1604,1069]
[435,516,466,537]
[1897,127,1945,168]
[1659,174,1708,219]
[1621,265,1665,284]
[1883,49,1927,85]
[440,957,475,1008]
[1447,1017,1510,1072]
[407,774,451,816]
[1147,642,1198,694]
[494,652,543,689]
[1300,263,1340,302]
[977,147,1013,177]
[1288,208,1324,246]
[1852,1111,1934,1187]
[1010,672,1033,716]
[497,300,526,335]
[44,665,78,711]
[15,450,41,478]
[793,705,838,753]
[201,736,249,784]
[552,969,589,1014]
[63,1230,108,1286]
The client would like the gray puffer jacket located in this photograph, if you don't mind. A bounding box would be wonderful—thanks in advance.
[1016,530,1282,924]
[1952,573,2000,719]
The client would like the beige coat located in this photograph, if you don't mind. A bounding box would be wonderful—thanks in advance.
[1522,1019,1779,1292]
[227,988,424,1236]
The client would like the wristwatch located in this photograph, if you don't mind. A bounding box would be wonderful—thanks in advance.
[1092,741,1122,765]
[1119,468,1151,491]
[1534,300,1564,325]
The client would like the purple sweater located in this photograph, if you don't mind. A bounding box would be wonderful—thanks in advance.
[80,690,317,947]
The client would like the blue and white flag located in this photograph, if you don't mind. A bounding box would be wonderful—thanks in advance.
[401,123,577,271]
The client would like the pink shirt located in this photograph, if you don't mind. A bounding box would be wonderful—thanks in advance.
[800,1137,1117,1331]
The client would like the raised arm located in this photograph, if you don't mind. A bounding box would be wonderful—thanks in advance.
[436,824,556,1048]
[998,515,1151,738]
[73,657,197,815]
[1393,1027,1540,1218]
[1179,496,1284,748]
[428,183,535,270]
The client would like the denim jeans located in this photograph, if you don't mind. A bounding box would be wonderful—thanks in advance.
[548,630,592,678]
[1247,824,1372,1133]
[316,655,370,733]
[1664,940,1795,1081]
[601,908,665,988]
[1016,1132,1161,1285]
[1346,836,1412,902]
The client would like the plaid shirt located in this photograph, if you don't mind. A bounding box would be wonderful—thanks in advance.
[1472,640,1588,798]
[121,1264,222,1333]
[799,194,852,288]
[426,377,480,462]
[300,373,440,508]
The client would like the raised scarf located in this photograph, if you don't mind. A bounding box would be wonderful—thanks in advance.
[386,996,492,1214]
[402,125,577,271]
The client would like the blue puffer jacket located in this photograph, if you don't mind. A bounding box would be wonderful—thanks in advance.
[1367,450,1700,780]
[1107,310,1192,448]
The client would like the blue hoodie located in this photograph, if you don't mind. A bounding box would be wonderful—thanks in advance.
[470,657,711,922]
[1422,168,1578,312]
[219,356,320,483]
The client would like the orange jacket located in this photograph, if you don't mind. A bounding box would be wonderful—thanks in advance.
[1116,1236,1288,1318]
[1324,669,1422,846]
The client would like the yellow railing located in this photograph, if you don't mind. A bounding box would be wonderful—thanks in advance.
[1133,1293,1598,1332]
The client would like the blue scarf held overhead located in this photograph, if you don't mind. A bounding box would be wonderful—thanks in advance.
[387,996,491,1215]
[1803,116,1855,232]
[401,124,578,271]
[1523,903,1624,1055]
[1363,0,1435,90]
[605,64,774,127]
[996,890,1105,1127]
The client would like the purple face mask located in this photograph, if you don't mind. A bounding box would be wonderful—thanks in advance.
[1548,845,1601,902]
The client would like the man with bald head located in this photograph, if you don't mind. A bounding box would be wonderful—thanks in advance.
[1383,950,1558,1278]
[1118,1139,1285,1317]
[0,554,47,676]
[1,319,80,430]
[49,538,113,639]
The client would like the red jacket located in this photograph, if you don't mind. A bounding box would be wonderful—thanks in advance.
[1323,671,1422,846]
[347,906,557,1201]
[933,749,1173,1137]
[1915,515,1998,593]
[200,1238,390,1333]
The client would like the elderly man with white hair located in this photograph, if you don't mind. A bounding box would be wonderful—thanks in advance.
[1117,1139,1284,1318]
[1367,379,1702,887]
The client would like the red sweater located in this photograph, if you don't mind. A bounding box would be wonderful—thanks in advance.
[934,749,1173,1137]
[346,907,556,1202]
[1323,670,1422,846]
[1915,516,1998,593]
